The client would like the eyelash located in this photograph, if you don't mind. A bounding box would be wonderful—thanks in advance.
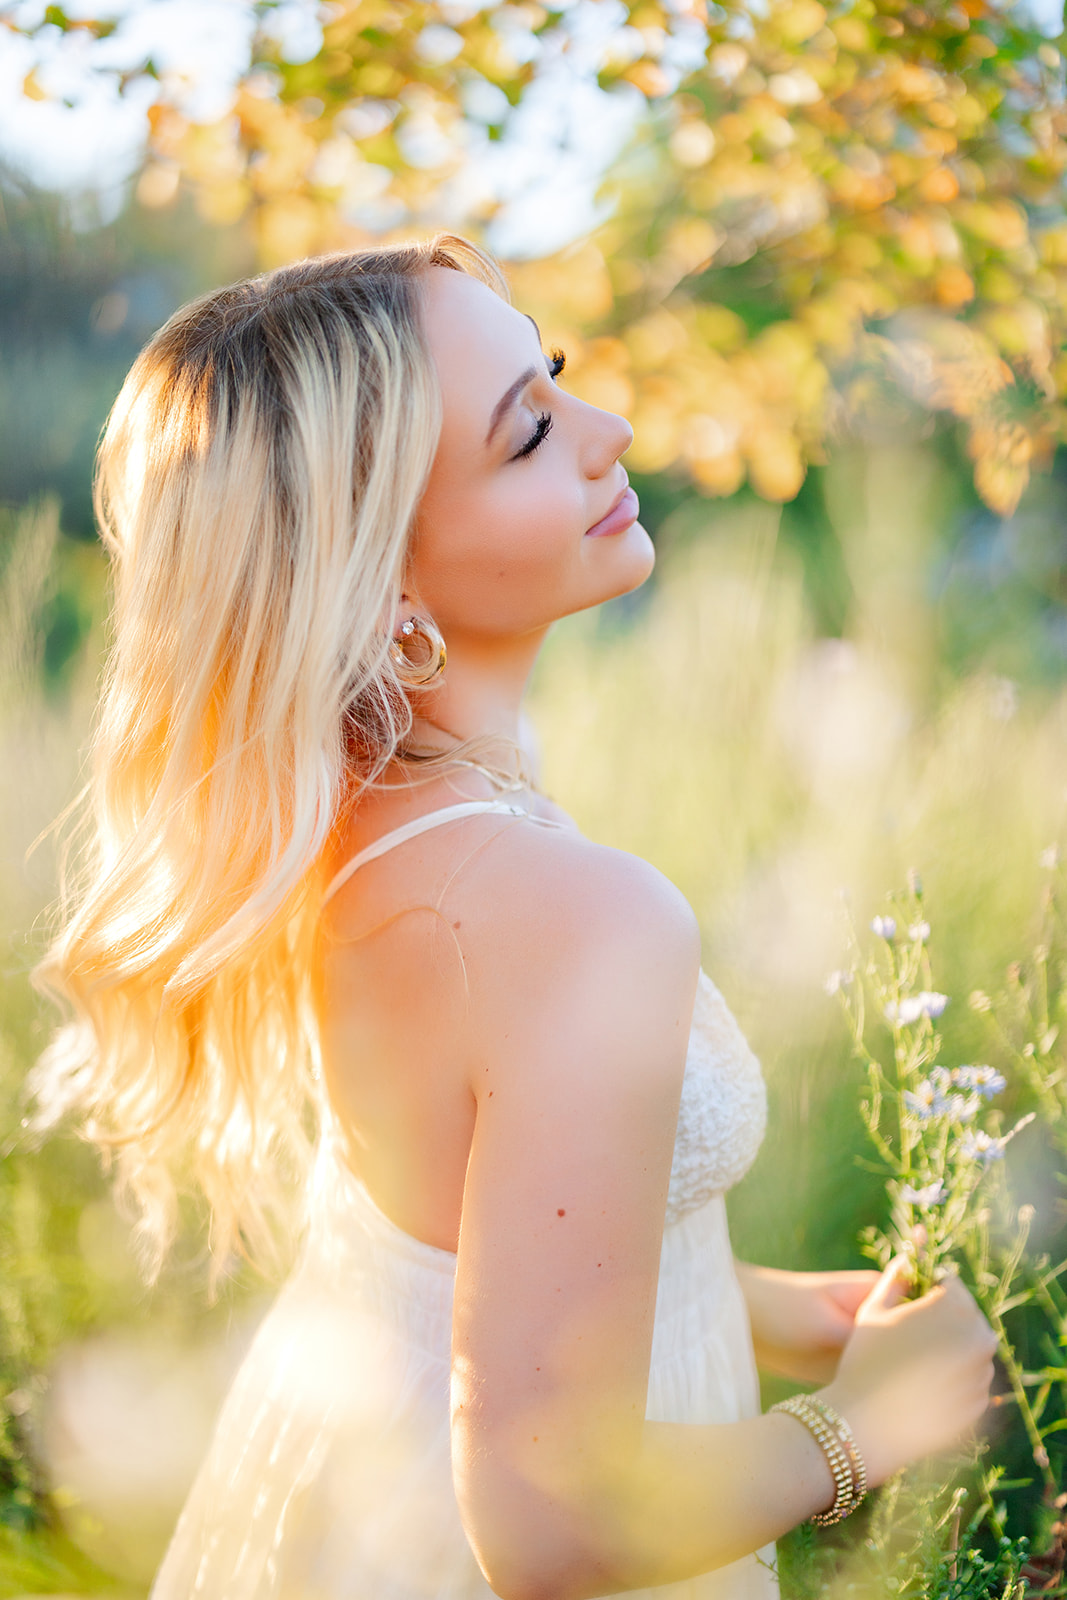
[515,413,552,459]
[513,349,567,461]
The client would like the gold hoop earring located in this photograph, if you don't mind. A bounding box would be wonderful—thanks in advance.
[390,614,447,688]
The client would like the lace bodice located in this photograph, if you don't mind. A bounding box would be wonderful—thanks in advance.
[667,968,767,1224]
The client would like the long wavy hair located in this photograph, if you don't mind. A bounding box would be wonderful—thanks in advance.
[31,235,507,1283]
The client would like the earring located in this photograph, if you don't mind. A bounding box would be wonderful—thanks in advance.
[390,614,447,687]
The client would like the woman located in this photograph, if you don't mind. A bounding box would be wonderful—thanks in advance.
[34,236,997,1600]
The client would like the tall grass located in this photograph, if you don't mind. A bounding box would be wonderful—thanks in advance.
[1,444,1066,1589]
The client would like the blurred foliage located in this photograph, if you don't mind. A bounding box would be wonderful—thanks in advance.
[8,0,1067,516]
[5,460,1067,1588]
[0,175,254,680]
[0,174,253,542]
[3,0,1067,1591]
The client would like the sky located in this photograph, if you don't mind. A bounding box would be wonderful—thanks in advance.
[0,0,1062,254]
[0,0,679,255]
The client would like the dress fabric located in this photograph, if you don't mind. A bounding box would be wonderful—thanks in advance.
[150,804,777,1600]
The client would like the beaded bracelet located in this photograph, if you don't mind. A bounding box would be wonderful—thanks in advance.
[806,1395,868,1511]
[768,1394,867,1526]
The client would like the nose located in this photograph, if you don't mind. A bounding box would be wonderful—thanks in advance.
[580,399,633,478]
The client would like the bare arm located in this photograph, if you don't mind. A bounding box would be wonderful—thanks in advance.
[449,833,996,1600]
[735,1261,880,1384]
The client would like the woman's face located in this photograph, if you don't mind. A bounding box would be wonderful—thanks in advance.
[408,267,654,641]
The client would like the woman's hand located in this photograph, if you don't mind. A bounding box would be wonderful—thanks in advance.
[820,1258,999,1486]
[735,1262,881,1384]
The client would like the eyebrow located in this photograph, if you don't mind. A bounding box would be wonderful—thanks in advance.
[485,365,539,448]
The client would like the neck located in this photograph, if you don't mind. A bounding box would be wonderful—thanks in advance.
[410,626,547,752]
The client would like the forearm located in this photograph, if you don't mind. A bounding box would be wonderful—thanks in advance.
[612,1409,838,1589]
[734,1259,783,1371]
[734,1259,860,1382]
[460,1405,837,1600]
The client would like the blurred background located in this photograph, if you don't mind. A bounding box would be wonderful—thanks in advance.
[2,0,1067,1591]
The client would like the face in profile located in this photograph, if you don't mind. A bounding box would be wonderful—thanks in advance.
[408,267,655,645]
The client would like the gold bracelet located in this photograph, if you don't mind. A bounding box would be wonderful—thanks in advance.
[769,1395,867,1526]
[806,1395,868,1510]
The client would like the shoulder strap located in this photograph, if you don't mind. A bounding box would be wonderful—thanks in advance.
[322,800,532,905]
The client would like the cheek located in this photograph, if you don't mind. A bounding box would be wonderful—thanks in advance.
[415,472,585,615]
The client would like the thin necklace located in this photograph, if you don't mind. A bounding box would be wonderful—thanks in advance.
[395,742,539,796]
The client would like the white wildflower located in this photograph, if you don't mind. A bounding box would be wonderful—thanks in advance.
[960,1112,1035,1165]
[909,921,931,943]
[823,968,852,996]
[885,990,949,1026]
[960,1129,1008,1165]
[951,1065,1006,1100]
[903,1081,939,1119]
[871,916,897,940]
[903,1067,981,1123]
[901,1181,948,1207]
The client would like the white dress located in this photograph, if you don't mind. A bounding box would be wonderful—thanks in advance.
[150,802,777,1600]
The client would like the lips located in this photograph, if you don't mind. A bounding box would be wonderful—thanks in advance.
[585,485,640,538]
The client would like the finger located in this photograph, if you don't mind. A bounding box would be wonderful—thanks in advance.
[858,1256,914,1316]
[825,1273,882,1318]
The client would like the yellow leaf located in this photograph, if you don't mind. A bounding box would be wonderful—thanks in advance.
[626,309,691,369]
[775,0,827,45]
[745,426,805,500]
[973,453,1030,517]
[627,404,682,473]
[256,196,324,267]
[195,180,251,227]
[135,163,181,209]
[832,16,871,50]
[918,167,960,204]
[690,448,746,496]
[691,305,748,353]
[663,217,723,276]
[934,266,975,307]
[669,120,717,168]
[625,61,672,97]
[893,64,943,103]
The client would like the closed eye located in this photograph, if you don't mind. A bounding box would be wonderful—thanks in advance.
[512,412,553,461]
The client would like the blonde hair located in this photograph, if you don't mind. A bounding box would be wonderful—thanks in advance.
[32,235,508,1282]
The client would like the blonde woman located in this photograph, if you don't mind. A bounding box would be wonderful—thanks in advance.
[35,237,997,1600]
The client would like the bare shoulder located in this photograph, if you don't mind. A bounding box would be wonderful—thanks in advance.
[447,814,702,1082]
[461,811,698,958]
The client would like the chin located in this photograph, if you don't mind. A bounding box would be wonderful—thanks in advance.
[595,517,656,601]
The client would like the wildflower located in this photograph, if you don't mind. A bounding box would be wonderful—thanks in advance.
[950,1065,1006,1099]
[909,921,931,943]
[968,990,992,1013]
[871,916,897,940]
[901,1181,947,1207]
[1040,845,1060,871]
[823,968,852,996]
[903,1067,981,1122]
[907,869,923,896]
[960,1129,1008,1166]
[904,1081,939,1119]
[959,1113,1035,1165]
[885,991,949,1025]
